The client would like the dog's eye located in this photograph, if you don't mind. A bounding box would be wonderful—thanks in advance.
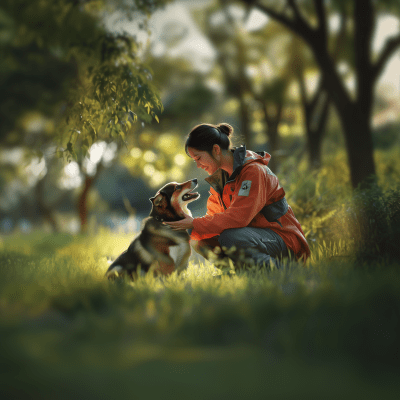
[175,185,181,190]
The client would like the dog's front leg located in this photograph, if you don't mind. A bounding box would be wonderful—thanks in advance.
[170,242,191,273]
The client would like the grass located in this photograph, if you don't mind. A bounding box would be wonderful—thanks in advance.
[1,230,400,399]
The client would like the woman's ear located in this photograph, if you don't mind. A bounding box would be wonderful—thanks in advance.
[212,144,221,157]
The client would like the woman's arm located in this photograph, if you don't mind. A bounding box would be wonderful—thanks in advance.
[164,214,194,230]
[192,164,270,237]
[165,189,222,231]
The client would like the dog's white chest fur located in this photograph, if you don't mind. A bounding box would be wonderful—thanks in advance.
[169,242,191,271]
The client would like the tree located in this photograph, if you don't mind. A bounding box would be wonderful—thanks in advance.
[248,21,298,170]
[242,0,400,188]
[290,35,331,170]
[257,78,287,171]
[204,3,303,170]
[204,3,254,147]
[0,0,175,233]
[0,0,167,161]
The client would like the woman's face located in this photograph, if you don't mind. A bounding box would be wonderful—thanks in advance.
[187,147,220,175]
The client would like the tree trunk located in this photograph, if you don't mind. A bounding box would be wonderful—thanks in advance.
[313,50,376,187]
[35,178,59,232]
[308,131,323,170]
[306,92,330,170]
[77,176,94,233]
[239,95,251,147]
[262,101,282,172]
[77,163,104,233]
[266,120,279,172]
[341,106,376,189]
[315,40,376,187]
[247,0,382,189]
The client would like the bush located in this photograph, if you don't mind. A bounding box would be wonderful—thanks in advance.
[283,150,352,242]
[335,182,400,264]
[372,123,400,150]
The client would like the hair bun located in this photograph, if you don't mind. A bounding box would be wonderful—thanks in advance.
[217,123,233,137]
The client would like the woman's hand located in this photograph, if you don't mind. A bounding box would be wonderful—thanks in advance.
[164,214,194,230]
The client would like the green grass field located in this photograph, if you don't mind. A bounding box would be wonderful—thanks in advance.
[1,229,399,399]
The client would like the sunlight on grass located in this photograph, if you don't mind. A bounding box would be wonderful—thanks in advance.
[1,227,400,398]
[1,146,400,397]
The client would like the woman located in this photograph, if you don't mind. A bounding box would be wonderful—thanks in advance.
[165,123,310,267]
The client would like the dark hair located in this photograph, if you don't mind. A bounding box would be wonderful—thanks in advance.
[185,123,234,156]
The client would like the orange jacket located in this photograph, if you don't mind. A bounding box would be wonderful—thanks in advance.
[191,147,310,261]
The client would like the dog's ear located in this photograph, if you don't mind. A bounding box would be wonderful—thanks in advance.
[151,194,164,207]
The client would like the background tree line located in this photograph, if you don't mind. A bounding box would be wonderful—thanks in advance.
[1,0,399,233]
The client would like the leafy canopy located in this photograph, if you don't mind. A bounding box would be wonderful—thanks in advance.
[0,0,168,161]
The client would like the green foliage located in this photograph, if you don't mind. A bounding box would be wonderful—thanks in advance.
[280,144,400,265]
[282,149,352,241]
[0,0,98,144]
[278,139,400,265]
[376,148,400,187]
[0,0,164,160]
[373,123,400,150]
[336,182,400,264]
[63,32,163,161]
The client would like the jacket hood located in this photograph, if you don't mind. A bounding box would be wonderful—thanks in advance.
[231,146,271,180]
[205,146,271,194]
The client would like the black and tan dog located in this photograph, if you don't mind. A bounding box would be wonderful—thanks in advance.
[105,179,200,279]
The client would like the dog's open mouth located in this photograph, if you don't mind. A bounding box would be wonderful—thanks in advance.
[182,184,199,202]
[182,192,199,201]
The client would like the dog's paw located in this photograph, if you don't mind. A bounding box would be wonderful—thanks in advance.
[105,264,124,279]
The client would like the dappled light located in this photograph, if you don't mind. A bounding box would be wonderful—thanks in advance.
[25,157,47,184]
[130,147,142,158]
[20,112,52,134]
[89,141,107,164]
[174,153,187,166]
[143,150,157,162]
[59,161,82,190]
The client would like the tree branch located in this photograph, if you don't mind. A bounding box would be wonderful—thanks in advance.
[313,0,327,46]
[248,0,315,45]
[293,60,310,116]
[251,1,295,29]
[244,0,352,115]
[297,70,309,108]
[372,33,400,82]
[287,0,318,44]
[309,76,325,113]
[314,90,330,134]
[310,86,329,133]
[287,0,303,23]
[354,0,374,82]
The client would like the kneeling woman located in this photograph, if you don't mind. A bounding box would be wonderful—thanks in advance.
[165,123,310,267]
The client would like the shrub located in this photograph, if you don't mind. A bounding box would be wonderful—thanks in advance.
[335,182,400,264]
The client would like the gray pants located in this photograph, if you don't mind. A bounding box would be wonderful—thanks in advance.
[191,227,290,267]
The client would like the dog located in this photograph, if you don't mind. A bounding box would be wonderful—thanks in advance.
[105,179,200,280]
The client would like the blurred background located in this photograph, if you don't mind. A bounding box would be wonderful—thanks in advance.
[1,0,399,238]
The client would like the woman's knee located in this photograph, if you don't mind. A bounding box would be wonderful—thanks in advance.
[218,228,244,248]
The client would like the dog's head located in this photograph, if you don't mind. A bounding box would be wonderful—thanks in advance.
[149,179,200,222]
